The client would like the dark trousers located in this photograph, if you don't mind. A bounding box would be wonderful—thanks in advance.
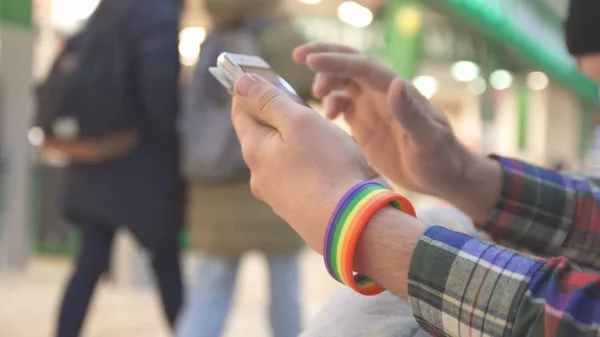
[55,223,183,337]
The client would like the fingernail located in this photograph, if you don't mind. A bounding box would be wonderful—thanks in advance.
[235,74,258,97]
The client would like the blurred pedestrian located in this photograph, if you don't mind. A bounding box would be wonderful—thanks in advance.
[175,1,312,336]
[567,0,600,177]
[566,0,600,82]
[47,0,185,335]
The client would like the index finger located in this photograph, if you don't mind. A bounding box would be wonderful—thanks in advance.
[231,102,270,167]
[233,74,300,131]
[306,53,395,92]
[293,42,359,65]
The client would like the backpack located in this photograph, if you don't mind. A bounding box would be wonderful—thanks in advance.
[179,20,312,183]
[34,0,140,165]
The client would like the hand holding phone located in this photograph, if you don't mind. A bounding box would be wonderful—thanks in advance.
[210,52,307,106]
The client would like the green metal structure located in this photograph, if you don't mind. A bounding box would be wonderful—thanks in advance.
[0,0,33,28]
[421,0,598,102]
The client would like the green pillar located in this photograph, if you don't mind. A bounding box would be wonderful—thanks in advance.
[0,0,33,28]
[0,0,36,272]
[479,55,498,154]
[517,77,530,151]
[580,102,597,164]
[385,0,424,78]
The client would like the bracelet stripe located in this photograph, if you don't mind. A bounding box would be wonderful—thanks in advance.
[334,189,387,283]
[324,182,382,281]
[347,191,414,291]
[341,191,412,293]
[323,181,416,296]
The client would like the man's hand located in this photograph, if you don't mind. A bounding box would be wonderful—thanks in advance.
[231,74,371,252]
[232,74,429,299]
[294,42,502,223]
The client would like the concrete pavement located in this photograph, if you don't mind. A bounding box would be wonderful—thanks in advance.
[0,195,441,337]
[0,250,340,337]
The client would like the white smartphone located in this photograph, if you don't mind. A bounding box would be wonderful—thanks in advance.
[210,52,306,106]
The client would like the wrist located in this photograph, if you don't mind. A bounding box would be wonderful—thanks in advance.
[441,150,502,224]
[322,181,419,296]
[354,207,429,299]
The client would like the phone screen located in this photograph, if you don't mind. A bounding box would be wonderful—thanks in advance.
[240,66,307,105]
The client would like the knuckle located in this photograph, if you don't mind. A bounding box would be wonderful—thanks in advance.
[249,176,263,200]
[230,107,239,125]
[241,145,258,166]
[231,99,241,114]
[289,111,314,129]
[257,88,284,113]
[231,102,245,128]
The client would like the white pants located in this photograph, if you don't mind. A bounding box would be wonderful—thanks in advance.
[302,288,430,337]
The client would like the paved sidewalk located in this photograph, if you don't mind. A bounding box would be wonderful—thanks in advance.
[0,250,340,337]
[0,195,440,337]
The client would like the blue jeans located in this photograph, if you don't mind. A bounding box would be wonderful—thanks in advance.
[176,253,301,337]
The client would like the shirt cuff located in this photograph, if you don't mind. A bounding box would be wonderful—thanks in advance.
[475,156,574,253]
[407,226,542,336]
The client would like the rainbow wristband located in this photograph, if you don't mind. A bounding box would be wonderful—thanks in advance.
[323,181,416,295]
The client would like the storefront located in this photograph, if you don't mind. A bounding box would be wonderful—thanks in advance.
[29,0,599,256]
[403,0,599,169]
[288,0,597,169]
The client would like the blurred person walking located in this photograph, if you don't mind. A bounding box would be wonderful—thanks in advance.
[175,1,313,336]
[36,0,186,336]
[583,115,600,176]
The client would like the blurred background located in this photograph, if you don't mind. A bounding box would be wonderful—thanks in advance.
[1,0,599,336]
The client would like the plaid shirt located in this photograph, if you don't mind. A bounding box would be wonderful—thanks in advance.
[408,157,600,336]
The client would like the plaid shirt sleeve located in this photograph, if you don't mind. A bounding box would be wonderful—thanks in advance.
[477,156,600,269]
[407,157,600,336]
[408,227,600,336]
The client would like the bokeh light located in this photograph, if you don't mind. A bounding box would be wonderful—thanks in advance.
[179,27,207,66]
[337,2,374,28]
[413,75,439,99]
[450,61,480,82]
[490,70,513,90]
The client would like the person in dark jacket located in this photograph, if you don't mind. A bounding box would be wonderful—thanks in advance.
[565,0,600,83]
[55,0,184,336]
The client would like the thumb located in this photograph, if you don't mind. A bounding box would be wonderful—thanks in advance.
[388,77,442,150]
[234,74,296,131]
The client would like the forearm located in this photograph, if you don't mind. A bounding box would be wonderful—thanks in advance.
[354,207,429,299]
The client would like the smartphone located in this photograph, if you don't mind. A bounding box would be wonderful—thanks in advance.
[210,52,306,106]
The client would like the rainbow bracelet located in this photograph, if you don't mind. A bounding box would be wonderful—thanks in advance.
[323,181,416,295]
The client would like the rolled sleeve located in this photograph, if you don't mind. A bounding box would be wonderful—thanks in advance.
[408,226,600,336]
[408,226,542,336]
[476,156,600,269]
